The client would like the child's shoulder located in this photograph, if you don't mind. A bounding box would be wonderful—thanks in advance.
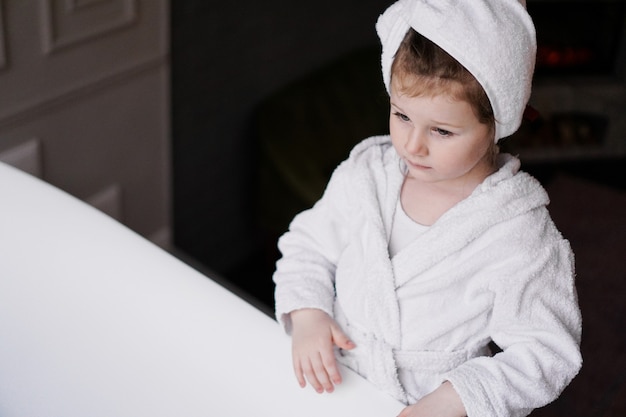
[349,135,393,156]
[345,135,395,167]
[323,135,398,202]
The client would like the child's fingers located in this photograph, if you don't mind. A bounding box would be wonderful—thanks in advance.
[292,357,306,388]
[320,348,343,385]
[302,355,334,393]
[312,353,336,393]
[292,353,326,393]
[331,324,356,350]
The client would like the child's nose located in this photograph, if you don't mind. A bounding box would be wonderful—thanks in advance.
[405,130,428,156]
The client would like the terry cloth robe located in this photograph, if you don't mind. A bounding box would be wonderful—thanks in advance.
[273,136,582,417]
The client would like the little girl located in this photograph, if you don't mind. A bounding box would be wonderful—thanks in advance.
[273,1,582,416]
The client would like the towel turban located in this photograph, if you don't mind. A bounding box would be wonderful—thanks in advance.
[376,0,537,141]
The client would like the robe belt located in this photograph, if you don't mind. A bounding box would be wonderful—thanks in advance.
[393,344,491,373]
[334,305,489,403]
[341,327,490,404]
[345,326,490,374]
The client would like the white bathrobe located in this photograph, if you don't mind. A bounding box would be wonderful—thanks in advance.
[274,136,582,417]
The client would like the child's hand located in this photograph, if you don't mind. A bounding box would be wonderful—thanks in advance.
[289,308,356,394]
[397,381,466,417]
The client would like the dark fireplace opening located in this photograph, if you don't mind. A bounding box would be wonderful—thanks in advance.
[528,1,626,78]
[499,1,626,157]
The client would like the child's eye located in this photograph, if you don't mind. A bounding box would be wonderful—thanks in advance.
[433,127,453,137]
[393,111,410,122]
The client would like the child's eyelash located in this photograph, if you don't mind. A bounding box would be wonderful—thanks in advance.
[392,112,453,136]
[433,127,453,137]
[393,111,410,122]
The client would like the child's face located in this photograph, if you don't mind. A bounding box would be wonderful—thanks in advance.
[389,84,495,188]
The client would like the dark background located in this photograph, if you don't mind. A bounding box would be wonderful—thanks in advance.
[171,0,394,306]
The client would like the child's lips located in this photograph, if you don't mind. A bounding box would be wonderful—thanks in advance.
[406,159,431,170]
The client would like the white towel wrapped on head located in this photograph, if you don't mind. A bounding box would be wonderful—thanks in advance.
[376,0,536,141]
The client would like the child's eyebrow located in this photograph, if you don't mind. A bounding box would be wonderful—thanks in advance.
[389,101,404,111]
[431,119,463,129]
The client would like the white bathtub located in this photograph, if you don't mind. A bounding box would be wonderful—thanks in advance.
[0,162,402,416]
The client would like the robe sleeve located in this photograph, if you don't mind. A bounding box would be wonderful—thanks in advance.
[444,217,583,417]
[272,160,355,333]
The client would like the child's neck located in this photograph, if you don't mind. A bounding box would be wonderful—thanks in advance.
[400,167,494,226]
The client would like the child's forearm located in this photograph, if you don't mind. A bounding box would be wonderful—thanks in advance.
[433,381,466,416]
[397,381,466,417]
